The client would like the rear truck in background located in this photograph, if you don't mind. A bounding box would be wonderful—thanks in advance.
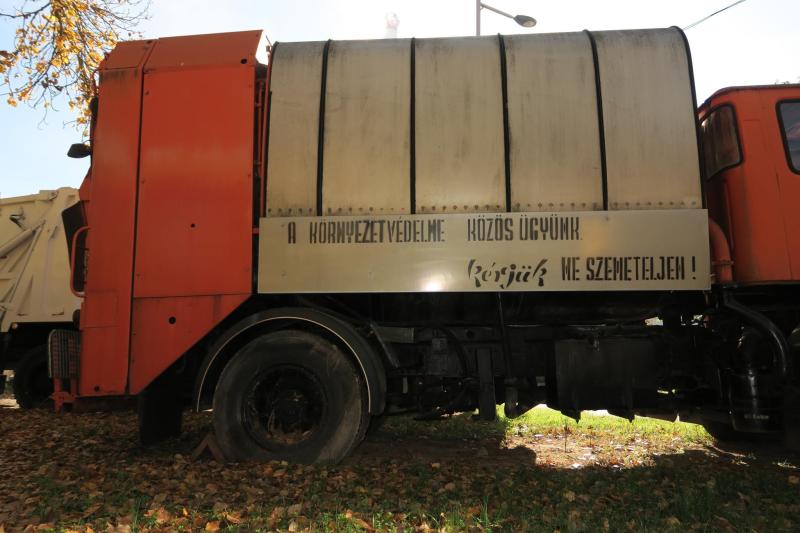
[52,27,800,462]
[0,188,81,407]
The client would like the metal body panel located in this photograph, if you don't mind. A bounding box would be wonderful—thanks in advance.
[102,40,152,70]
[265,41,325,216]
[323,39,411,215]
[414,37,505,213]
[264,29,701,218]
[127,35,256,393]
[505,33,602,212]
[77,31,259,398]
[79,43,153,396]
[143,30,263,70]
[134,66,254,298]
[594,29,701,210]
[129,294,247,394]
[258,210,710,293]
[700,85,800,282]
[0,189,81,333]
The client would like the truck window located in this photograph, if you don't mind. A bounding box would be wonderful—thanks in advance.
[778,100,800,173]
[700,105,741,179]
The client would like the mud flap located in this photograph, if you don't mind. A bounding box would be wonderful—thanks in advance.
[784,386,800,452]
[477,347,496,421]
[138,369,183,445]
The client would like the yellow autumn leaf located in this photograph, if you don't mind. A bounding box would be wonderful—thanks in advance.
[0,0,147,128]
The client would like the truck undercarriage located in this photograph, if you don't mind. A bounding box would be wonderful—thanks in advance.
[162,287,798,461]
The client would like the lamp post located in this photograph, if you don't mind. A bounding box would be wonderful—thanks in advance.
[476,1,536,36]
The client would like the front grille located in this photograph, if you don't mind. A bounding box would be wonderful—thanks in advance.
[48,329,80,379]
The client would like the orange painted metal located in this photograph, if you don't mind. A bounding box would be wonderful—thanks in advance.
[128,31,262,393]
[102,40,155,70]
[133,66,254,298]
[52,379,75,413]
[77,39,154,397]
[708,218,733,283]
[142,30,262,70]
[129,295,247,393]
[74,31,264,398]
[700,85,800,283]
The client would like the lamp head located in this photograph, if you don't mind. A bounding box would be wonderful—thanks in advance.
[514,14,537,28]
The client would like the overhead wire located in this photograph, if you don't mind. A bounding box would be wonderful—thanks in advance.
[683,0,750,30]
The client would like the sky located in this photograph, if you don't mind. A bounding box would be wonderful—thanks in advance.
[1,0,798,198]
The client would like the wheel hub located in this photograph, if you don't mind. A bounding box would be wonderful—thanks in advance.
[243,366,326,448]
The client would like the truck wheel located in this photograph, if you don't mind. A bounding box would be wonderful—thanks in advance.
[213,330,369,463]
[13,345,53,409]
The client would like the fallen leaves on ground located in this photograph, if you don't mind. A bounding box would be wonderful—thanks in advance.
[0,400,797,532]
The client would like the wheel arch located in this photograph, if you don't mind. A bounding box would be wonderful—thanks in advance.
[193,307,387,414]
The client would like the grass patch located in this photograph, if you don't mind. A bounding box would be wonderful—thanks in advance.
[381,405,713,447]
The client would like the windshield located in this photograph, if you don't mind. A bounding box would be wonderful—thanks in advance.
[778,100,800,173]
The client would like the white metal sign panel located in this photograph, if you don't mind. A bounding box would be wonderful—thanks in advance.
[258,210,710,294]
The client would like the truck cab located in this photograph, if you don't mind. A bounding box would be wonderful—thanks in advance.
[700,85,800,283]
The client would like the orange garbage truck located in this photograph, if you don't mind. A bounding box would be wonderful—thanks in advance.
[52,27,800,462]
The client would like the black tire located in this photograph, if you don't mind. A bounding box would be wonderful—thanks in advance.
[13,345,53,409]
[366,414,387,437]
[213,330,369,463]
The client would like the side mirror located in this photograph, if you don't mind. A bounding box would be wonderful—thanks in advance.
[67,143,91,159]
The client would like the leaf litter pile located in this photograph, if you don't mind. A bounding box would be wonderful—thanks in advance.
[0,397,798,532]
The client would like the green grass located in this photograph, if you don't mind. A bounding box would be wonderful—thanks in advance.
[380,405,713,446]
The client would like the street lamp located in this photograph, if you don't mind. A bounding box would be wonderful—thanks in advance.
[476,1,536,36]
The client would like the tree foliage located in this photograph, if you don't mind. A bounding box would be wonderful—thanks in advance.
[0,1,148,126]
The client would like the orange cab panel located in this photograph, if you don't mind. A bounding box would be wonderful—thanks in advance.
[133,65,254,298]
[78,42,154,396]
[129,294,247,393]
[700,85,800,283]
[128,34,258,393]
